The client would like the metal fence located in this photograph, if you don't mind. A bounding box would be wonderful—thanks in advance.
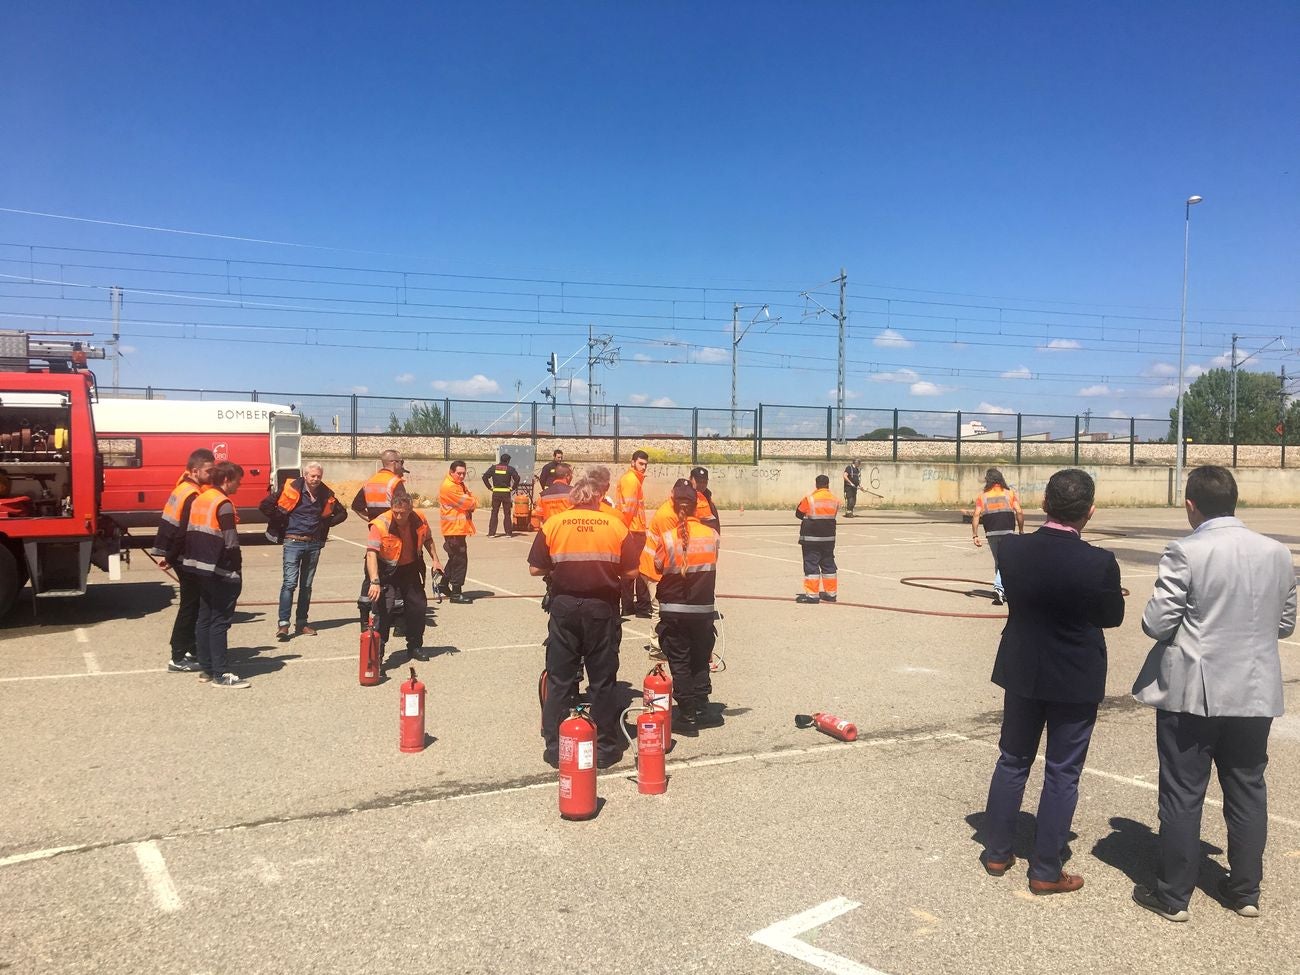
[103,387,1295,468]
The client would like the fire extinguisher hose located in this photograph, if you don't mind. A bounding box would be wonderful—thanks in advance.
[619,705,648,750]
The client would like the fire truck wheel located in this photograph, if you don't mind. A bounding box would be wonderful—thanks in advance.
[0,544,21,618]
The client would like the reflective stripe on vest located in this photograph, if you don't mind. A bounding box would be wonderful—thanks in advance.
[489,466,512,492]
[368,510,430,571]
[439,475,476,535]
[182,487,238,578]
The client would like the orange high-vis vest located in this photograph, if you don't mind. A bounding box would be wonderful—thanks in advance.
[797,488,840,543]
[614,467,646,532]
[276,480,339,519]
[367,510,431,577]
[363,471,404,513]
[181,487,240,579]
[439,474,477,536]
[535,482,573,526]
[150,472,202,560]
[652,518,720,614]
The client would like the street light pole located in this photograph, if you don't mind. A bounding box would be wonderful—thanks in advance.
[1174,194,1203,500]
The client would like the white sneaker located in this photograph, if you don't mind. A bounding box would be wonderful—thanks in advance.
[212,673,250,689]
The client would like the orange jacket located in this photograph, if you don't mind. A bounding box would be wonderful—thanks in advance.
[439,474,477,536]
[614,467,646,532]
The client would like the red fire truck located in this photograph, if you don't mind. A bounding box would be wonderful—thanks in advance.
[0,332,122,617]
[92,398,302,529]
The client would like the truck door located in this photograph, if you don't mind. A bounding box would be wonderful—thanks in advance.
[270,411,302,494]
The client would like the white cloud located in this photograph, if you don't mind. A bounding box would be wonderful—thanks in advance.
[1106,410,1130,419]
[1078,384,1111,397]
[119,344,137,355]
[1208,351,1232,368]
[1142,383,1179,398]
[394,372,415,385]
[1143,362,1178,378]
[650,396,676,408]
[350,385,369,395]
[910,381,951,397]
[1185,364,1208,379]
[870,367,920,384]
[1000,366,1032,380]
[430,374,500,397]
[633,353,653,362]
[627,393,649,405]
[828,388,862,400]
[977,402,1016,414]
[696,346,728,364]
[874,329,914,349]
[1039,338,1082,352]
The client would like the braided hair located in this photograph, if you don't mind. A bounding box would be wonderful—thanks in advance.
[670,479,697,577]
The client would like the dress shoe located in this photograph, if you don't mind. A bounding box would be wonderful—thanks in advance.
[294,624,318,636]
[1132,884,1189,921]
[1217,878,1260,917]
[981,854,1016,877]
[449,593,472,604]
[1029,872,1084,896]
[542,750,559,769]
[276,624,290,641]
[596,750,623,769]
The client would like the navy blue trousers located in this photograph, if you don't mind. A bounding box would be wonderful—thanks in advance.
[983,689,1098,882]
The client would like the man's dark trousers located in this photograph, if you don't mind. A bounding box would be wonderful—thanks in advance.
[983,689,1097,882]
[1155,710,1271,910]
[620,532,650,613]
[542,594,622,761]
[443,537,468,593]
[376,563,428,653]
[488,494,514,536]
[169,569,201,662]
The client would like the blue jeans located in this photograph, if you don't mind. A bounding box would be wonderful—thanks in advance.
[278,540,323,626]
[197,575,242,677]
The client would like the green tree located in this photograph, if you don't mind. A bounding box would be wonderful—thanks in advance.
[298,414,322,434]
[387,401,465,435]
[1167,368,1289,444]
[859,426,919,440]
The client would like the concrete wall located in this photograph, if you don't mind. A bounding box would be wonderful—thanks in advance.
[310,456,1300,512]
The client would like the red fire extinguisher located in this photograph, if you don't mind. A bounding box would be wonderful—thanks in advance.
[643,663,673,751]
[359,613,382,686]
[795,712,858,742]
[621,703,668,795]
[399,667,426,753]
[558,706,598,821]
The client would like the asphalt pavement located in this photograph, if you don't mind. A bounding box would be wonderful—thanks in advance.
[2,506,1298,974]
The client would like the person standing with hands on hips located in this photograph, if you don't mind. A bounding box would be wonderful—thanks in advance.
[1130,466,1296,922]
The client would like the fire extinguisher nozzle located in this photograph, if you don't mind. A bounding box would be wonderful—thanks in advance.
[794,714,815,729]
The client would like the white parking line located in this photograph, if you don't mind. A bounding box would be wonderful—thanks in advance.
[74,628,89,644]
[133,841,182,913]
[81,652,100,674]
[751,897,884,975]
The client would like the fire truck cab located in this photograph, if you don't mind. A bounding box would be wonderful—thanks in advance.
[0,332,121,617]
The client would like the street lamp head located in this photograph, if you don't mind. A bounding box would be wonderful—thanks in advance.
[1186,195,1203,206]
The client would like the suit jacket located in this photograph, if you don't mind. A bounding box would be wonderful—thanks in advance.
[991,527,1125,704]
[1133,516,1296,717]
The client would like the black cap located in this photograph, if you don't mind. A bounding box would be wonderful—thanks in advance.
[671,478,697,503]
[689,466,709,480]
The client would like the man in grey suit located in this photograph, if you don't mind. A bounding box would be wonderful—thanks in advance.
[1132,465,1296,922]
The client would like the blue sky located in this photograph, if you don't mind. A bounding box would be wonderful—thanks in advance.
[2,1,1296,437]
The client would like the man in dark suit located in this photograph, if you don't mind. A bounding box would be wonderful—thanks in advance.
[979,468,1125,894]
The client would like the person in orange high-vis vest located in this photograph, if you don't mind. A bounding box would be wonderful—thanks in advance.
[365,494,441,663]
[351,450,409,627]
[439,459,477,604]
[795,474,840,604]
[259,462,349,640]
[532,463,573,528]
[652,480,722,729]
[150,448,215,673]
[528,466,642,768]
[972,467,1024,606]
[181,461,248,688]
[614,450,651,616]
